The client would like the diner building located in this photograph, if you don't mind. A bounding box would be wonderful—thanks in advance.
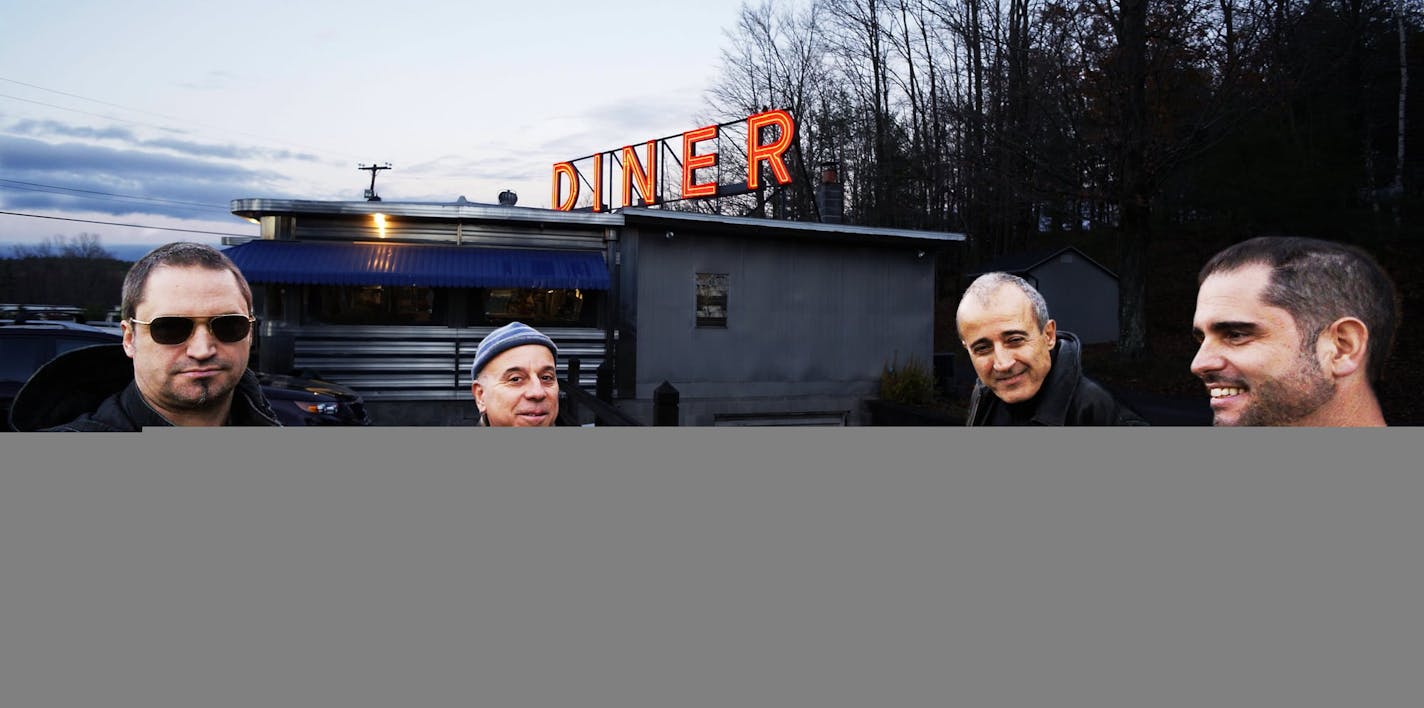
[224,196,964,425]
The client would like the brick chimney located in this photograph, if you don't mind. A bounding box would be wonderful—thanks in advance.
[815,161,844,224]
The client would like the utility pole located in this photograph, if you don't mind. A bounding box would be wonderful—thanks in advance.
[358,162,392,201]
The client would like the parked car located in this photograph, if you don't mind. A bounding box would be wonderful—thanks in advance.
[250,370,372,427]
[1,321,370,428]
[1,303,89,324]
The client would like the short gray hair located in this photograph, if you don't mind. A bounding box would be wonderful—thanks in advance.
[958,272,1051,332]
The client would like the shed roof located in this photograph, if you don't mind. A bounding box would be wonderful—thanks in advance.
[967,246,1117,279]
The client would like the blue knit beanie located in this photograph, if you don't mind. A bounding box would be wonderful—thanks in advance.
[471,321,558,380]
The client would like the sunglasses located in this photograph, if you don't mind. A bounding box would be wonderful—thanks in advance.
[130,314,256,345]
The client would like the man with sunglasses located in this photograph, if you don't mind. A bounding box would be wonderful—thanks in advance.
[9,241,281,431]
[957,272,1147,426]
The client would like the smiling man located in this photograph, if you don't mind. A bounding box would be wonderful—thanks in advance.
[10,242,281,431]
[470,321,561,427]
[1190,236,1399,427]
[957,272,1147,426]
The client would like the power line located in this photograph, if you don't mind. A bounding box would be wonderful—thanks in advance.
[0,77,360,163]
[0,92,155,131]
[0,76,207,125]
[0,210,254,238]
[0,178,229,213]
[0,182,229,214]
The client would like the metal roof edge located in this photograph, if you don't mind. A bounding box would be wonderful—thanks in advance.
[227,199,967,243]
[230,198,626,227]
[615,207,967,242]
[1062,246,1118,279]
[967,245,1119,279]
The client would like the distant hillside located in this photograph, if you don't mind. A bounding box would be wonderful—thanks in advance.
[103,244,161,262]
[1,243,198,263]
[0,255,129,313]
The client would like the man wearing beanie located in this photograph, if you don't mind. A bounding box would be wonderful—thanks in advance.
[470,321,561,426]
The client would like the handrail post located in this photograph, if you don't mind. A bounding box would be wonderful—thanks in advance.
[653,380,680,426]
[564,357,582,424]
[596,360,614,402]
[595,360,614,426]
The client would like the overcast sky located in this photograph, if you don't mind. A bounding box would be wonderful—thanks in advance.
[0,0,749,250]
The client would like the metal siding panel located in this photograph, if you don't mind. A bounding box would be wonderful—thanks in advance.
[290,217,609,251]
[282,324,606,401]
[633,228,933,401]
[1034,260,1119,345]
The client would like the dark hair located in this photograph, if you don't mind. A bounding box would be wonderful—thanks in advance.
[120,242,253,320]
[1199,236,1400,384]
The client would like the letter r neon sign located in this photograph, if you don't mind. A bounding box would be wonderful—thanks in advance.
[746,109,794,190]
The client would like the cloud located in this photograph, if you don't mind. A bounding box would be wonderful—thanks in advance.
[0,134,287,220]
[391,150,550,203]
[0,209,249,251]
[143,137,321,162]
[6,118,323,163]
[534,92,712,159]
[177,70,239,91]
[583,91,705,134]
[9,120,140,142]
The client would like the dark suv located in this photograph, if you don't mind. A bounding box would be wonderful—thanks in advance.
[2,321,370,428]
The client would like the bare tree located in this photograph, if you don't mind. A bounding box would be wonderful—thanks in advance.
[824,0,901,223]
[699,0,1419,364]
[8,241,57,259]
[61,233,115,259]
[9,233,113,260]
[1394,0,1408,230]
[700,0,833,219]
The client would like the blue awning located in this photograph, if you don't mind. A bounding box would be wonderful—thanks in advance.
[224,240,610,290]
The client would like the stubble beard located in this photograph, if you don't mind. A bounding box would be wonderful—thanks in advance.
[1229,350,1336,426]
[164,367,237,412]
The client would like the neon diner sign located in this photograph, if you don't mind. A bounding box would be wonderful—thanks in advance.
[552,109,796,212]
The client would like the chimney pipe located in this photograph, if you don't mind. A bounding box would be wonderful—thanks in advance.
[815,161,844,224]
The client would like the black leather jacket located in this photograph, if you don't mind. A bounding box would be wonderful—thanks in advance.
[965,331,1149,426]
[8,344,281,431]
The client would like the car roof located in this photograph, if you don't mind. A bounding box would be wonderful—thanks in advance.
[0,321,122,337]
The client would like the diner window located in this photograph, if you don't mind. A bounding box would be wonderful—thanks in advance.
[257,285,279,321]
[483,288,589,326]
[305,285,442,325]
[696,273,728,327]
